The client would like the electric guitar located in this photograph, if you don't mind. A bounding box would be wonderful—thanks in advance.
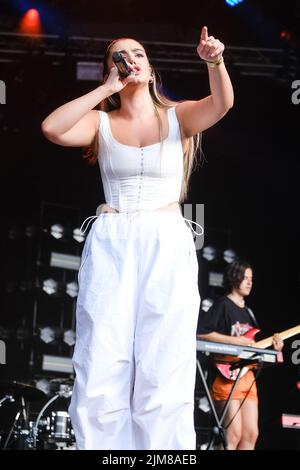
[216,324,300,381]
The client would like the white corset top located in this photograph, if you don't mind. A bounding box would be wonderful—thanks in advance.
[97,107,184,213]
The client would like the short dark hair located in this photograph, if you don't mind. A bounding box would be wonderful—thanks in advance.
[223,260,252,293]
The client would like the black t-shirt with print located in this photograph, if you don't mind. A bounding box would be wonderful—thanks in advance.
[198,296,256,337]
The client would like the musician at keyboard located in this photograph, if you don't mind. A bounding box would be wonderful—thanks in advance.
[197,260,284,450]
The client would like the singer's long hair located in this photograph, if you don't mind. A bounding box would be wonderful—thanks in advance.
[84,37,203,203]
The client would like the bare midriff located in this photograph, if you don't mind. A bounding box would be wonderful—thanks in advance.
[98,201,181,214]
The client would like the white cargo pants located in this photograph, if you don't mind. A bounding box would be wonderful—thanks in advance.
[69,210,201,450]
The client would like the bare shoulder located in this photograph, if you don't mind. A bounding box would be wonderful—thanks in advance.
[173,100,195,123]
[172,102,188,131]
[172,103,191,151]
[89,109,101,130]
[107,108,120,121]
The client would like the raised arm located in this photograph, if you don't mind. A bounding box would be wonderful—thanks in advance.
[41,66,135,147]
[41,86,109,147]
[176,26,234,137]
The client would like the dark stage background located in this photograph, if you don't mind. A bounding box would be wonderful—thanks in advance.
[0,0,299,450]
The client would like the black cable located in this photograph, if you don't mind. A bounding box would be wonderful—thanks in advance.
[224,363,264,430]
[2,410,20,450]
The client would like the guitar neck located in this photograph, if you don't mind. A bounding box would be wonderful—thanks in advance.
[255,325,300,349]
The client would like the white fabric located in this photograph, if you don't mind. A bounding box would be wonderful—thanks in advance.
[69,211,201,450]
[98,107,184,213]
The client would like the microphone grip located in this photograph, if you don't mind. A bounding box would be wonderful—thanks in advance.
[112,52,132,78]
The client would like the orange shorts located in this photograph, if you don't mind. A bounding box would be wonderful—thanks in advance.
[211,369,258,402]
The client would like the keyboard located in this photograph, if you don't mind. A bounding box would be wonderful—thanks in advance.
[196,339,279,364]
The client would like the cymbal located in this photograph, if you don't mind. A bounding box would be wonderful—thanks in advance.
[0,381,46,401]
[50,378,73,385]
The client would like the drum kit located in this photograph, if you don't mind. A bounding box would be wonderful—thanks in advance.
[0,379,75,450]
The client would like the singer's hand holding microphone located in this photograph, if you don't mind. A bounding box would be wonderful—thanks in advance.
[104,52,140,94]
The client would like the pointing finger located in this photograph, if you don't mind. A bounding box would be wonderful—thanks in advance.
[200,26,208,42]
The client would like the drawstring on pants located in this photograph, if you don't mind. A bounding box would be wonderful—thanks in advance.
[79,213,204,237]
[80,216,99,235]
[182,218,204,237]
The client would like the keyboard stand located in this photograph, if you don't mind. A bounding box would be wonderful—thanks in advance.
[195,340,278,449]
[196,358,254,450]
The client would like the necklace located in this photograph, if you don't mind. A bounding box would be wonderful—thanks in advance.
[227,294,245,308]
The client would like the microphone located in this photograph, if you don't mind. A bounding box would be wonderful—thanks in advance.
[112,52,132,79]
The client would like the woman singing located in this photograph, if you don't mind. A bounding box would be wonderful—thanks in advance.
[41,26,234,450]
